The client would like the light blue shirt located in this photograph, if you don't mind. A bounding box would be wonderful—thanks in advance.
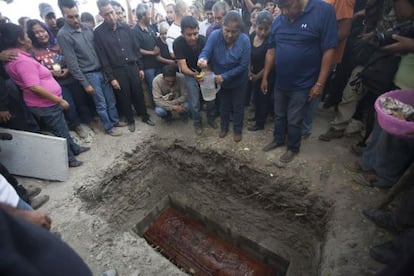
[199,29,250,89]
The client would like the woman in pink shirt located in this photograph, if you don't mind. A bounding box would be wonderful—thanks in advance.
[0,23,88,167]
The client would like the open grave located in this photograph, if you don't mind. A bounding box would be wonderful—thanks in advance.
[78,142,333,275]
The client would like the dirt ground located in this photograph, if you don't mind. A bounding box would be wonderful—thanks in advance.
[16,108,392,276]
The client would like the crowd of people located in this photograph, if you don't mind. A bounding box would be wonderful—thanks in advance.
[0,0,413,274]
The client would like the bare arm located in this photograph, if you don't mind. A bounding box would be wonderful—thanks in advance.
[156,55,175,65]
[244,0,255,12]
[29,85,68,109]
[309,48,335,100]
[337,18,353,43]
[125,0,135,25]
[0,203,52,230]
[260,48,275,94]
[176,59,197,77]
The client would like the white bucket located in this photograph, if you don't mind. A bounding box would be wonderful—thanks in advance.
[199,72,220,101]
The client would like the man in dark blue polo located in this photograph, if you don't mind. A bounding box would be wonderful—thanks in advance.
[261,0,337,163]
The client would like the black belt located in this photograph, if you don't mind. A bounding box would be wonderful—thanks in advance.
[83,68,101,74]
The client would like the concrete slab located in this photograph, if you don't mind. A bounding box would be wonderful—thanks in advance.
[0,127,69,181]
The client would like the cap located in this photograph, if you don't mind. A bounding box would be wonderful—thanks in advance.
[39,3,55,18]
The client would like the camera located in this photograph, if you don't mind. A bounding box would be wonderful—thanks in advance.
[370,21,414,48]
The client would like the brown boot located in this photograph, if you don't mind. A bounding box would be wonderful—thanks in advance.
[31,195,50,209]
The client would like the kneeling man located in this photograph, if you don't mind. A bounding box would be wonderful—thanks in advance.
[153,65,189,124]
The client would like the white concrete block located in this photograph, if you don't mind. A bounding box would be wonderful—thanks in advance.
[0,127,69,181]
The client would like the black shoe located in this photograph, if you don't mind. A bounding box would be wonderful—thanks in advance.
[262,140,284,152]
[370,241,398,264]
[248,125,264,131]
[69,159,83,167]
[279,150,296,163]
[143,118,155,126]
[128,123,136,132]
[362,208,399,233]
[319,128,345,142]
[74,146,90,156]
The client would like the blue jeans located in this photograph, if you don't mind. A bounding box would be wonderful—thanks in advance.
[219,83,247,134]
[29,105,81,162]
[361,121,414,186]
[302,94,322,136]
[273,88,309,153]
[17,198,33,211]
[155,102,190,120]
[144,68,156,105]
[84,72,119,131]
[61,84,81,130]
[184,76,215,127]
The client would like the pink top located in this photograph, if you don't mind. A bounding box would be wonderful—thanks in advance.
[5,49,62,108]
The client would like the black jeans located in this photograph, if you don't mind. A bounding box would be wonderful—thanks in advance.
[219,82,247,134]
[112,65,149,124]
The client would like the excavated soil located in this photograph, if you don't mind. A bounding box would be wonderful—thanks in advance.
[78,142,332,275]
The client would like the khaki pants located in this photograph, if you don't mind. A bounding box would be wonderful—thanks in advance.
[331,66,366,130]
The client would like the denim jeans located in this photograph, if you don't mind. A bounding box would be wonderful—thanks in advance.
[17,198,33,211]
[155,102,190,120]
[29,105,81,162]
[144,68,156,105]
[361,120,414,186]
[61,85,80,130]
[302,94,321,136]
[84,72,119,131]
[184,76,215,127]
[64,81,94,125]
[273,88,309,153]
[219,83,247,134]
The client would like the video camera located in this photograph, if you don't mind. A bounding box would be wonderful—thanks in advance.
[370,21,414,48]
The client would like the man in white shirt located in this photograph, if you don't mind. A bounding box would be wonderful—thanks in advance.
[199,0,215,36]
[166,0,189,57]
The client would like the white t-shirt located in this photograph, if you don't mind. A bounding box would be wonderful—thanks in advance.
[199,20,212,37]
[0,174,19,208]
[166,23,182,55]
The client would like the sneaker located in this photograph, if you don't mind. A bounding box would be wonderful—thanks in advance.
[248,125,264,131]
[114,121,127,127]
[26,186,41,199]
[143,118,155,126]
[219,129,228,138]
[234,133,242,142]
[318,128,345,142]
[128,123,136,132]
[69,159,83,167]
[362,208,400,233]
[262,140,284,152]
[194,126,203,136]
[30,194,49,209]
[75,126,87,139]
[279,150,296,163]
[370,241,398,264]
[208,121,218,129]
[106,128,122,137]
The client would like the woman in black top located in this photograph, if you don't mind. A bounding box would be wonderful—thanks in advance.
[248,10,274,131]
[156,22,175,73]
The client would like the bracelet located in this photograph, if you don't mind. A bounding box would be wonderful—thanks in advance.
[314,82,324,88]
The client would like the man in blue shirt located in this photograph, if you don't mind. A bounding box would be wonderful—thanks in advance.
[198,11,251,142]
[261,0,337,162]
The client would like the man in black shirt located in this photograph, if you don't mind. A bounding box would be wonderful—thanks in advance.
[173,16,217,136]
[94,0,154,132]
[134,3,159,107]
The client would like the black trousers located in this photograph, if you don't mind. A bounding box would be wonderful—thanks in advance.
[112,64,149,124]
[253,77,274,128]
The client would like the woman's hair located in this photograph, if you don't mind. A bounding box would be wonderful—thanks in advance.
[223,11,243,30]
[159,21,170,33]
[0,23,25,51]
[26,19,56,48]
[256,10,273,26]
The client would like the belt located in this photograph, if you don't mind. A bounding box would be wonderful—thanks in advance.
[83,68,101,74]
